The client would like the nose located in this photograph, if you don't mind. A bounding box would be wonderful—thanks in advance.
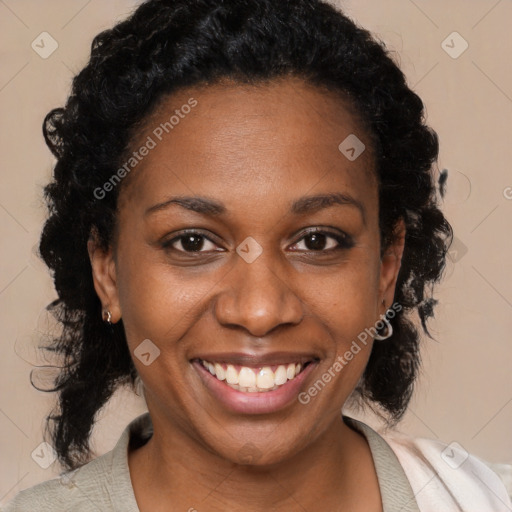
[214,250,304,338]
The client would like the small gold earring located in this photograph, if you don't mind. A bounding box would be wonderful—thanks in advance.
[102,308,112,325]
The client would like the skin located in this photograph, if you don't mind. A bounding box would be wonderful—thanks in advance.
[88,77,405,511]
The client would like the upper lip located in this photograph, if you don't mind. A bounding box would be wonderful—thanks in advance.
[192,351,320,367]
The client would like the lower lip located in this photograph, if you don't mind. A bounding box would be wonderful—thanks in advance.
[193,360,317,414]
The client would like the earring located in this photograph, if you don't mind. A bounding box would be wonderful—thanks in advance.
[134,375,144,397]
[102,308,112,325]
[374,301,393,340]
[374,315,393,340]
[374,299,392,340]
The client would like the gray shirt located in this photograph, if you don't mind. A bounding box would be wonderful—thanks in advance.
[2,413,419,511]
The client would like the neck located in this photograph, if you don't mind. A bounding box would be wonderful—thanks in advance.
[128,411,382,512]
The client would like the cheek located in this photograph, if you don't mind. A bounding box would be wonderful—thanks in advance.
[115,250,218,349]
[308,255,380,325]
[304,256,381,384]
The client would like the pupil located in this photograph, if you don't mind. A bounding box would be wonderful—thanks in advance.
[182,235,204,252]
[306,233,326,251]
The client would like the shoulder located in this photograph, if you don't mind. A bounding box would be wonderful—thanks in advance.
[2,414,149,512]
[381,429,512,511]
[1,450,115,512]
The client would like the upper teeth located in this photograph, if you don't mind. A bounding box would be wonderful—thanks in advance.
[201,360,303,392]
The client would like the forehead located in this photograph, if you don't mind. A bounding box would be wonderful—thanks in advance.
[118,77,377,211]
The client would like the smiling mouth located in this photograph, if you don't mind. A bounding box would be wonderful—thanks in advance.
[198,359,314,393]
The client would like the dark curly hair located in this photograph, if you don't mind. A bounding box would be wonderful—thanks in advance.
[37,0,452,470]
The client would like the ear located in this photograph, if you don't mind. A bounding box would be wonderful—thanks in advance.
[87,230,122,323]
[378,218,406,312]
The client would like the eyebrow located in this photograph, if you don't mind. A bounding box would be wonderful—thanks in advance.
[145,192,366,224]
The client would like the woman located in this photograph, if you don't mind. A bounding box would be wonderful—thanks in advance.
[4,0,510,510]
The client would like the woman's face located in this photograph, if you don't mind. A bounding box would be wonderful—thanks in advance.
[90,77,404,465]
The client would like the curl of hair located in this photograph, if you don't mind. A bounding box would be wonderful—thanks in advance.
[38,0,452,470]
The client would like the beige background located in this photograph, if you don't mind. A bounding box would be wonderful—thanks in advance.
[1,0,511,503]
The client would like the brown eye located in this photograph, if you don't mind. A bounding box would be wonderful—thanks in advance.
[162,231,220,253]
[303,232,331,251]
[178,234,208,252]
[290,229,354,252]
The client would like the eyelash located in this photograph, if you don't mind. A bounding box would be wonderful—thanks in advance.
[161,228,354,255]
